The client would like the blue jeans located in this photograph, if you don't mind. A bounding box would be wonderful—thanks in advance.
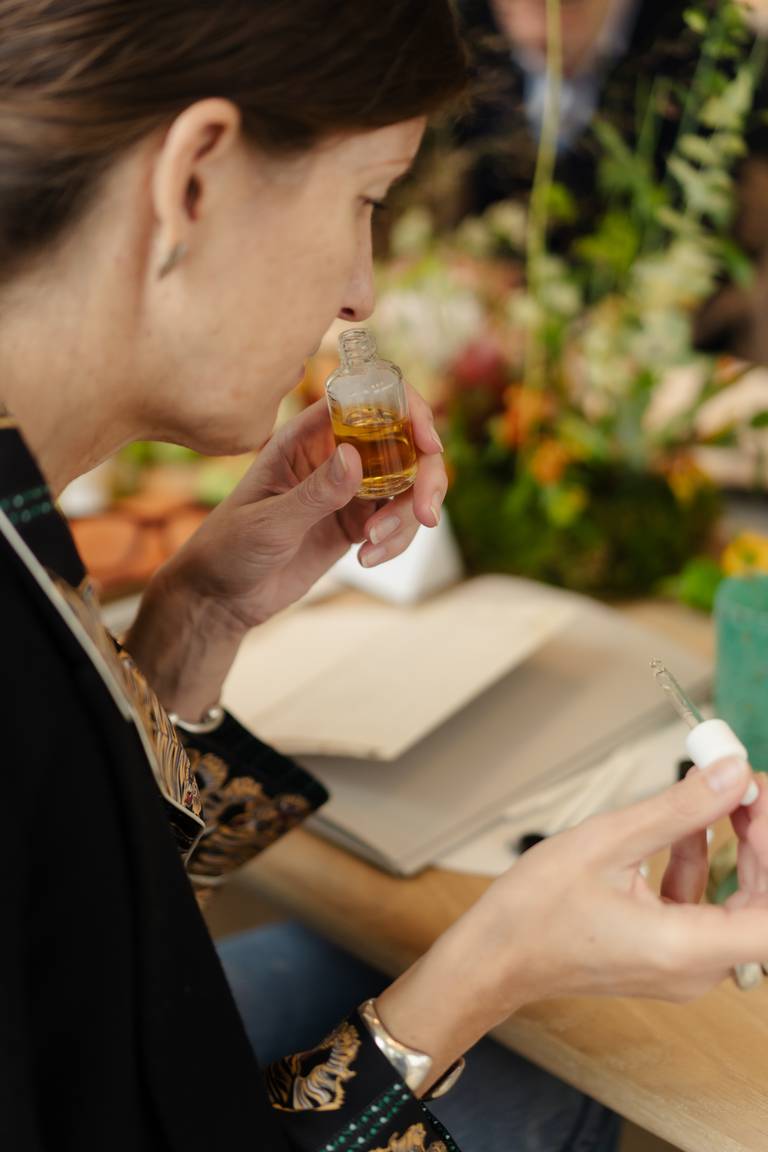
[217,922,620,1152]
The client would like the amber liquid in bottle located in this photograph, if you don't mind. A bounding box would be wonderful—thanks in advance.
[331,405,417,499]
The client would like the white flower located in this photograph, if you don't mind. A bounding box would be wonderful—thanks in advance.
[539,278,581,318]
[631,241,718,311]
[372,284,484,374]
[644,362,708,432]
[696,367,768,436]
[508,293,544,332]
[455,217,494,259]
[627,309,693,370]
[572,305,635,404]
[484,200,528,249]
[529,254,583,318]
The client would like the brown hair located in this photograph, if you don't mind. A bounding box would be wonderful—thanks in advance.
[0,0,468,272]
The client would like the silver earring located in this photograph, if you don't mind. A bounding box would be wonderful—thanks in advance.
[158,241,188,280]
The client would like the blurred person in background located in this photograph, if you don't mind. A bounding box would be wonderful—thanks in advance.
[454,0,768,361]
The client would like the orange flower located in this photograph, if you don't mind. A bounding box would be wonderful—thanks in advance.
[529,439,572,486]
[722,532,768,577]
[499,386,553,448]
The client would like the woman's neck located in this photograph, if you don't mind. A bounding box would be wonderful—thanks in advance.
[0,253,137,497]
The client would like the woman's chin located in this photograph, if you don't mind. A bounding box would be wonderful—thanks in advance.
[181,404,281,457]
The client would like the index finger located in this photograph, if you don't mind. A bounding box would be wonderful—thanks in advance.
[593,761,753,869]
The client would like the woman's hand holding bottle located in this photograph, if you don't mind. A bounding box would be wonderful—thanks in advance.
[126,391,446,718]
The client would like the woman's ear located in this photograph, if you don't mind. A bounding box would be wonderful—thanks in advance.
[152,98,242,278]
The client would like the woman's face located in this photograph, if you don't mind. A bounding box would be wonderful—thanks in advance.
[491,0,615,76]
[139,114,425,456]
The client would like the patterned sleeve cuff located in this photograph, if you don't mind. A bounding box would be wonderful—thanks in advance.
[177,710,328,902]
[265,1009,462,1152]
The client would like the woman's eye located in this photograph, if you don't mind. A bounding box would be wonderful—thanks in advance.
[362,197,388,216]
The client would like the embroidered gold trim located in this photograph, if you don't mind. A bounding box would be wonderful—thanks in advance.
[186,749,310,880]
[51,575,202,827]
[371,1125,447,1152]
[266,1021,361,1112]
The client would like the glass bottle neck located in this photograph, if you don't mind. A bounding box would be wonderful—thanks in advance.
[338,328,377,369]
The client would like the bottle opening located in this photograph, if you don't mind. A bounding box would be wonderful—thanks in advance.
[338,327,377,368]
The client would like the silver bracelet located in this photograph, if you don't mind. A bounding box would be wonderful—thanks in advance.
[358,998,466,1100]
[168,704,226,735]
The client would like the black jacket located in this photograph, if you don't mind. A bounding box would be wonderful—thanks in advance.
[0,418,460,1152]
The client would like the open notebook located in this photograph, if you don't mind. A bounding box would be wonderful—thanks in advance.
[222,576,709,875]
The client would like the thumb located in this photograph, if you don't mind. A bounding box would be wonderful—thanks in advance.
[280,444,362,527]
[603,756,757,867]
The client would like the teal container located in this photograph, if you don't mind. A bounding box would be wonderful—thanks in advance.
[714,575,768,774]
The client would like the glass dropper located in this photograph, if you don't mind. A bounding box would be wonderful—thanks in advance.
[650,658,704,731]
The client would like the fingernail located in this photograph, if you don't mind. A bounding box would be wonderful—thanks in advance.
[369,515,400,546]
[332,446,348,484]
[702,756,749,794]
[431,493,442,527]
[734,962,764,991]
[741,779,760,807]
[360,545,385,568]
[431,426,444,452]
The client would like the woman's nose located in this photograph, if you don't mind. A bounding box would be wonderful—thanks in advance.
[338,235,375,323]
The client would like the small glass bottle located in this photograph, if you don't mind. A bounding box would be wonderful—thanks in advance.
[325,329,417,500]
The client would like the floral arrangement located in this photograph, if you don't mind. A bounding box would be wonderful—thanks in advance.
[352,0,768,596]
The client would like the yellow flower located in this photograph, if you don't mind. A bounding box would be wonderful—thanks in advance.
[721,532,768,576]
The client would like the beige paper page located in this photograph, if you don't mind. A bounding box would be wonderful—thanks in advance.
[302,598,709,873]
[222,576,572,761]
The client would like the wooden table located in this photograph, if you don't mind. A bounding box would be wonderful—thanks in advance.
[243,600,768,1152]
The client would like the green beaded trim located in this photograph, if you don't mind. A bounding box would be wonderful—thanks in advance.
[420,1105,461,1151]
[0,485,53,527]
[320,1081,411,1152]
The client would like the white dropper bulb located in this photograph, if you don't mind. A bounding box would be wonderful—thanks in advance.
[650,659,757,806]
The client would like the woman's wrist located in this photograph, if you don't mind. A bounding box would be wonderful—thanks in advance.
[374,902,531,1096]
[124,561,247,720]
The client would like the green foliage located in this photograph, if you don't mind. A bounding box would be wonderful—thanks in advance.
[660,555,725,612]
[712,236,754,285]
[572,211,640,283]
[582,0,764,319]
[544,182,578,225]
[446,444,721,596]
[683,8,709,36]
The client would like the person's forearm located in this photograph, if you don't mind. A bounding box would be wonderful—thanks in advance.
[375,900,530,1096]
[124,563,246,720]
